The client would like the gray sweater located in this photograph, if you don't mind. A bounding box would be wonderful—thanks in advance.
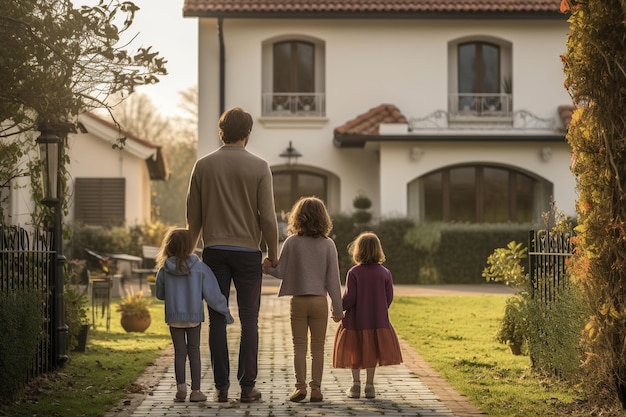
[267,235,344,318]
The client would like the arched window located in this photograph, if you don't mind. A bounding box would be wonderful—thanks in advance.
[409,165,552,223]
[273,171,327,215]
[448,37,512,118]
[262,36,325,116]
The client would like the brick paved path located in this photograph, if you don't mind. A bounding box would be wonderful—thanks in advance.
[118,290,486,417]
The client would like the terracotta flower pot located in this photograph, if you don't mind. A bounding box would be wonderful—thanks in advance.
[120,314,151,332]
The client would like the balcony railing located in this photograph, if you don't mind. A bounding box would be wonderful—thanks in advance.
[449,93,513,117]
[262,93,325,117]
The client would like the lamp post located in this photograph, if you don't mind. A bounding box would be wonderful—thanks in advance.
[36,124,68,369]
[279,141,302,166]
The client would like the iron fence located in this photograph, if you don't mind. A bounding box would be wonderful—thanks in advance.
[0,225,55,377]
[528,229,574,305]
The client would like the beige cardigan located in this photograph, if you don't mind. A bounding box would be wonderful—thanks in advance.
[267,234,344,318]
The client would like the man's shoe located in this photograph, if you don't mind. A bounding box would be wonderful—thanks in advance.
[310,388,323,402]
[213,384,229,403]
[240,387,262,403]
[190,390,207,402]
[364,383,376,399]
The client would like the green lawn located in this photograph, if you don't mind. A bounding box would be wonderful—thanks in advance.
[1,294,595,417]
[390,295,588,416]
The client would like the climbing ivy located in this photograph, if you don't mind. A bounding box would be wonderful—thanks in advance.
[562,0,626,410]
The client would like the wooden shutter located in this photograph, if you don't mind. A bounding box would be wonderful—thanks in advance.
[75,178,125,226]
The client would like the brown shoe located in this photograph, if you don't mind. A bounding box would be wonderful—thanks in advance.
[289,388,307,402]
[213,384,229,403]
[310,388,323,402]
[240,387,262,403]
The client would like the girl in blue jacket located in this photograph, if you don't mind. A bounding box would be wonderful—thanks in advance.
[155,228,234,402]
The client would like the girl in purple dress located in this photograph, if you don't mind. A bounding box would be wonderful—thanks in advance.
[332,231,403,399]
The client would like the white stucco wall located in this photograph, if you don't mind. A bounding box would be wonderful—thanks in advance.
[194,16,574,218]
[67,133,151,225]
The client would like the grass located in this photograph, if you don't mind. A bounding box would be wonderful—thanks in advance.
[390,295,588,417]
[1,293,595,416]
[0,296,171,417]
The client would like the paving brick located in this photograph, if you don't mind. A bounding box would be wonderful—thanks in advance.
[109,287,488,417]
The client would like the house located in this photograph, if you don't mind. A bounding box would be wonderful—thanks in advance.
[4,112,169,227]
[183,0,576,224]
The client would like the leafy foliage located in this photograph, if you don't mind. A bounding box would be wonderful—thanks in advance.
[562,0,626,410]
[482,241,528,288]
[0,289,44,403]
[0,0,167,136]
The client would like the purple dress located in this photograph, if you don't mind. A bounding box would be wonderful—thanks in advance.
[333,263,403,369]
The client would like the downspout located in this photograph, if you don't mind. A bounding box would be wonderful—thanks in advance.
[218,17,225,115]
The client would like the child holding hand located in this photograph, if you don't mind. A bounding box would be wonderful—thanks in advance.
[332,231,403,399]
[155,228,235,402]
[264,196,343,403]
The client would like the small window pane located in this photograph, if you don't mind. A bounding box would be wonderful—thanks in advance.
[296,42,314,93]
[483,167,509,222]
[516,174,534,222]
[458,43,476,94]
[423,172,443,221]
[450,167,475,222]
[482,44,500,93]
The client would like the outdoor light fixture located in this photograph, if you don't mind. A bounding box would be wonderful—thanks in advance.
[279,141,302,166]
[36,127,62,203]
[36,123,68,368]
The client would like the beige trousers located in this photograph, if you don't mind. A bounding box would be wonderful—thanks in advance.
[290,295,328,390]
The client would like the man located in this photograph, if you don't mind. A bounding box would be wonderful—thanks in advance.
[186,107,279,403]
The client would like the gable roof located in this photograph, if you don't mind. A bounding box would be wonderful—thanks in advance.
[184,0,564,18]
[78,113,170,181]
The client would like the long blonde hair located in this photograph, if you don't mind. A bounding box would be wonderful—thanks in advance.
[155,228,195,273]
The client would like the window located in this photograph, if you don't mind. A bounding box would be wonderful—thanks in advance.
[449,37,512,118]
[75,178,125,226]
[262,36,325,117]
[408,165,552,223]
[273,171,327,215]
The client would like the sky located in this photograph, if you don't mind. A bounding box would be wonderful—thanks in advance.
[116,0,198,117]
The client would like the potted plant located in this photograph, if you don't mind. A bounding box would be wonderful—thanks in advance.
[352,193,372,210]
[496,295,528,355]
[116,290,151,332]
[65,260,90,352]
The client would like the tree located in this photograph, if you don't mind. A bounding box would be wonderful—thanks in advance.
[562,0,626,410]
[111,88,197,226]
[0,0,167,137]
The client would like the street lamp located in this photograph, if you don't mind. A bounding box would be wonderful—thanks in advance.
[279,141,302,166]
[36,124,68,369]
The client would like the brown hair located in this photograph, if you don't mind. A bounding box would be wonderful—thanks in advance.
[156,228,195,273]
[287,196,332,238]
[218,107,253,144]
[348,231,386,265]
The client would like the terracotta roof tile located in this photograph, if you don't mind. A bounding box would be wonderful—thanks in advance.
[184,0,562,15]
[334,104,408,136]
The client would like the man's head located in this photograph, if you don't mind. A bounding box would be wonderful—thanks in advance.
[219,107,253,144]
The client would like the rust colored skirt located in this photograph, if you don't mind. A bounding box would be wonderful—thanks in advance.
[333,323,403,369]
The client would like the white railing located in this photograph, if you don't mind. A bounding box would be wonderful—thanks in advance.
[449,93,513,117]
[262,93,325,116]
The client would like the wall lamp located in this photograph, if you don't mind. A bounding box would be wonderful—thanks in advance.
[279,141,302,166]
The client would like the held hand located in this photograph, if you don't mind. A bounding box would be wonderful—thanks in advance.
[331,316,342,323]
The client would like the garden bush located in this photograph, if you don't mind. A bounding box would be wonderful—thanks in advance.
[0,289,44,403]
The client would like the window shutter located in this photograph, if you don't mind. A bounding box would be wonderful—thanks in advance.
[75,178,125,226]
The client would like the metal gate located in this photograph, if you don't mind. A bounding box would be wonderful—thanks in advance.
[528,229,574,305]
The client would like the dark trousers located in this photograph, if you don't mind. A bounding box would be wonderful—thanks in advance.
[203,248,262,391]
[170,324,202,390]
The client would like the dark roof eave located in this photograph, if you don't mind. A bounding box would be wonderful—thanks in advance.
[183,11,565,20]
[333,133,567,148]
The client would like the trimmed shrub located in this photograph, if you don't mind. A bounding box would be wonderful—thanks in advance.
[0,289,44,403]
